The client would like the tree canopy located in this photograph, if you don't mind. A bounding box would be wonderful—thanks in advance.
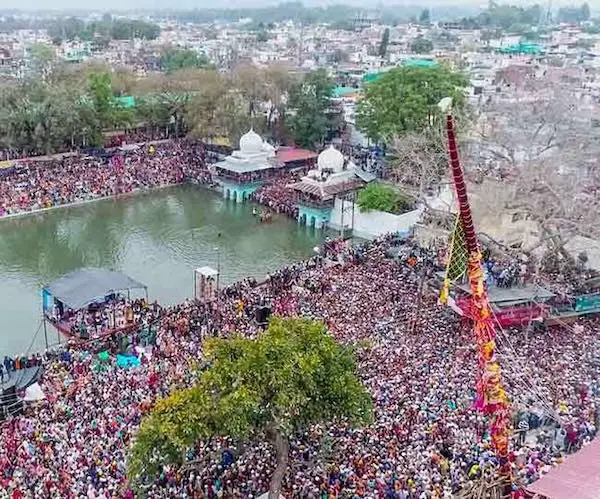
[160,48,213,73]
[378,28,390,57]
[0,62,331,155]
[355,66,468,143]
[410,36,434,54]
[457,2,545,30]
[557,3,590,23]
[47,15,160,44]
[357,182,410,214]
[128,316,372,497]
[288,69,334,148]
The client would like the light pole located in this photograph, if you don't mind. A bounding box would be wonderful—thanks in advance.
[215,246,221,292]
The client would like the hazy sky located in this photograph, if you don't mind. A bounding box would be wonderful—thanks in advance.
[0,0,487,12]
[0,0,590,13]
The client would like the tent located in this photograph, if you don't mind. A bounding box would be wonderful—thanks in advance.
[527,437,600,498]
[43,268,147,311]
[402,58,438,68]
[116,354,141,369]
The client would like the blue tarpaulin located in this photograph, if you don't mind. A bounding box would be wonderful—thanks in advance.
[116,354,140,369]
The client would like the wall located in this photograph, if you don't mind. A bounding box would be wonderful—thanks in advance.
[298,205,332,229]
[329,198,422,239]
[220,180,263,203]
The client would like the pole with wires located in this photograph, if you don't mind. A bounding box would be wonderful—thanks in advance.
[441,97,513,490]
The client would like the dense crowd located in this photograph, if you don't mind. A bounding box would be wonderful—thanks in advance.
[0,140,211,217]
[251,179,299,219]
[0,129,180,161]
[1,236,600,497]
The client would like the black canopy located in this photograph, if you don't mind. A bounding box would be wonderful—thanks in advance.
[44,268,147,310]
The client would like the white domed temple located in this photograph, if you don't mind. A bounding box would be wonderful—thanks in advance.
[214,130,276,202]
[288,145,375,229]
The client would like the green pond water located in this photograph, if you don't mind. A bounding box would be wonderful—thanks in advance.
[0,185,325,356]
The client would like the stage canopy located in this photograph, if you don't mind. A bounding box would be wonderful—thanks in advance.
[44,268,147,310]
[527,437,600,499]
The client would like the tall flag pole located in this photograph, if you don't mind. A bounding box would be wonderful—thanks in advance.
[439,98,512,486]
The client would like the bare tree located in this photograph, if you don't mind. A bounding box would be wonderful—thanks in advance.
[466,89,600,255]
[389,127,449,200]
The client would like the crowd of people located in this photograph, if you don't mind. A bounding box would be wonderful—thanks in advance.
[1,235,600,497]
[0,128,182,162]
[483,254,530,288]
[250,180,298,220]
[0,139,211,217]
[50,297,162,341]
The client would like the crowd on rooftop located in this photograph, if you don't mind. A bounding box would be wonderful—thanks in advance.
[0,235,599,498]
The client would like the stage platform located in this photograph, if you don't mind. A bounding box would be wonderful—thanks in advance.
[0,366,42,392]
[446,276,555,305]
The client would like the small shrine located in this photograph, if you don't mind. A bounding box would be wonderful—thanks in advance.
[288,145,375,229]
[214,130,276,202]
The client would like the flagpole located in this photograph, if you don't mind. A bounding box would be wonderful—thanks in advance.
[441,99,513,488]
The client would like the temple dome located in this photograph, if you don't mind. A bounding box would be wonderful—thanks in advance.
[239,129,264,154]
[317,145,344,173]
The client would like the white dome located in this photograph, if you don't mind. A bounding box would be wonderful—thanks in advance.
[239,129,263,154]
[317,145,344,173]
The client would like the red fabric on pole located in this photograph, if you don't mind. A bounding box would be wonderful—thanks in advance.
[445,114,479,254]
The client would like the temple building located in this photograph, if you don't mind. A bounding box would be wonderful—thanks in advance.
[214,130,276,203]
[288,145,375,228]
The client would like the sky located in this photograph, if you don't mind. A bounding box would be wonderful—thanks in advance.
[1,0,485,12]
[0,0,592,13]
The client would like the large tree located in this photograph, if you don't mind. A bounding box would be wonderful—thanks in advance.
[378,27,390,57]
[262,65,293,142]
[356,66,468,143]
[184,70,247,143]
[160,48,213,73]
[288,69,334,148]
[128,317,372,498]
[410,36,434,54]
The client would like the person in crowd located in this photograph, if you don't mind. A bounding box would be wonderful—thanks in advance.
[1,235,599,498]
[0,139,211,217]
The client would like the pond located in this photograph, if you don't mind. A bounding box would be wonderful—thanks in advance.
[0,185,325,355]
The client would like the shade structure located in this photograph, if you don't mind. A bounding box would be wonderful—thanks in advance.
[44,268,147,310]
[527,438,600,499]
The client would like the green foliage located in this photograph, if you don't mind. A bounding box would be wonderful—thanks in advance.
[87,71,131,132]
[378,28,390,57]
[129,317,372,490]
[160,49,213,73]
[136,92,191,135]
[27,43,56,78]
[459,2,543,30]
[419,8,431,24]
[256,30,270,42]
[357,182,410,214]
[410,36,434,54]
[288,69,334,148]
[558,3,590,23]
[47,16,160,44]
[583,21,600,34]
[0,80,97,154]
[356,66,467,143]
